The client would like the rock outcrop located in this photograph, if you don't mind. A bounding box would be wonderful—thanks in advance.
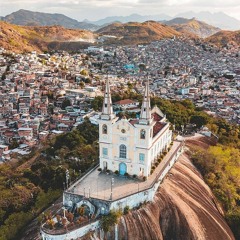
[91,154,234,240]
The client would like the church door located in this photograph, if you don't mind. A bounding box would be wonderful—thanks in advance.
[103,161,108,171]
[119,163,127,175]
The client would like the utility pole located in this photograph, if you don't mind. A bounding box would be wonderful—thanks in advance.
[110,177,114,200]
[66,169,70,189]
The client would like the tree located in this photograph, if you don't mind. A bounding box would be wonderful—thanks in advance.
[80,69,88,76]
[9,139,19,149]
[79,81,85,89]
[100,210,122,232]
[91,96,103,111]
[61,98,71,109]
[190,113,209,128]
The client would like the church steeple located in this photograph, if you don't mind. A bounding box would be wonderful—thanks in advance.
[139,78,152,125]
[101,77,115,120]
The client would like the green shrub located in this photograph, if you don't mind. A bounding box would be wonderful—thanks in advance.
[100,210,122,232]
[123,206,130,215]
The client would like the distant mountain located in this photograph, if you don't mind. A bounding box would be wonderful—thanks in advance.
[0,21,95,53]
[96,21,181,45]
[88,13,172,26]
[2,9,99,31]
[206,30,240,47]
[165,18,220,38]
[175,11,240,30]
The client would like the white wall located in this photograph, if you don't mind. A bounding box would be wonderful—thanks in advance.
[41,221,99,240]
[41,142,183,240]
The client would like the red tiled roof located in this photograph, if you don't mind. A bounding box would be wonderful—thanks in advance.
[114,99,137,105]
[152,112,162,122]
[153,122,165,138]
[129,119,139,125]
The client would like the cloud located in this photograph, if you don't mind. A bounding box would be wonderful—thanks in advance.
[0,0,240,20]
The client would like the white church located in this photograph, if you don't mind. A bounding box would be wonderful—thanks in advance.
[98,79,172,177]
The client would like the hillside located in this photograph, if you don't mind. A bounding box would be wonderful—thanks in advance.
[2,9,98,31]
[0,21,95,53]
[206,30,240,47]
[96,21,181,45]
[84,152,235,240]
[175,11,240,30]
[165,18,220,38]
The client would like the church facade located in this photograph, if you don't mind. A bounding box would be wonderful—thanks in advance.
[98,79,172,177]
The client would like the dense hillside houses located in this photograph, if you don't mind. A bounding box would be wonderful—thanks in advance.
[0,36,239,162]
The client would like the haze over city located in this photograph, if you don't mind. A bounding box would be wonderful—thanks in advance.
[1,0,240,21]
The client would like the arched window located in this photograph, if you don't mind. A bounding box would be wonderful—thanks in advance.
[102,124,107,134]
[119,144,127,159]
[140,129,146,139]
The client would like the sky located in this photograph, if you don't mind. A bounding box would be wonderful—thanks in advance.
[0,0,240,21]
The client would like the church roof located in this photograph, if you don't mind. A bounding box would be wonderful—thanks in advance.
[153,122,166,138]
[152,112,163,122]
[129,119,139,126]
[114,99,137,105]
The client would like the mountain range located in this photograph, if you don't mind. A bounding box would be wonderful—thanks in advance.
[0,9,239,53]
[1,9,240,31]
[165,18,220,38]
[1,9,98,31]
[175,11,240,30]
[86,11,240,30]
[84,13,172,26]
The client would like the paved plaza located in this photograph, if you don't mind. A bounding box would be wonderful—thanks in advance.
[68,140,182,201]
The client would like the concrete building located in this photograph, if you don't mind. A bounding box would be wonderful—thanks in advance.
[99,79,172,177]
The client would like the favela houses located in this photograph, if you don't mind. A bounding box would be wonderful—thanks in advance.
[1,2,240,239]
[40,78,184,239]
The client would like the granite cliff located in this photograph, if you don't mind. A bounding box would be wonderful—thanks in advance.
[88,153,234,240]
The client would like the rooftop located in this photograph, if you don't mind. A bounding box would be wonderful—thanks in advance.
[67,140,182,201]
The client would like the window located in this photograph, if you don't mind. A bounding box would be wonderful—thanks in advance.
[121,129,126,133]
[119,144,127,159]
[103,147,108,157]
[102,124,107,134]
[139,153,145,163]
[140,129,146,139]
